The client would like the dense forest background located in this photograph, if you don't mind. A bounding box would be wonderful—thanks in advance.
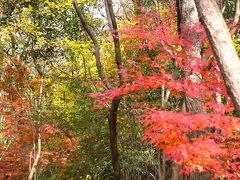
[0,0,240,179]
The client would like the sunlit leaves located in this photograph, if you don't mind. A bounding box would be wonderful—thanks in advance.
[91,7,240,179]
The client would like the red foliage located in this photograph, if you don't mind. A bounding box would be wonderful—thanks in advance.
[143,109,240,178]
[91,8,240,179]
[0,58,77,179]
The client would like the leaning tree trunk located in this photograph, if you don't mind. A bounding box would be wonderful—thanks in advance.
[194,0,240,116]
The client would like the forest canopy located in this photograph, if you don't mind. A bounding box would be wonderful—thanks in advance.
[0,0,240,179]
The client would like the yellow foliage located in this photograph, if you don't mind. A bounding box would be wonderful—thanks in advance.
[51,83,76,108]
[232,35,240,54]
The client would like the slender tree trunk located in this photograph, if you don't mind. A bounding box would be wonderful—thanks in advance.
[108,96,121,180]
[194,0,240,115]
[105,0,124,84]
[73,1,123,179]
[104,0,113,29]
[28,68,45,180]
[176,0,182,34]
[28,132,41,180]
[105,1,124,179]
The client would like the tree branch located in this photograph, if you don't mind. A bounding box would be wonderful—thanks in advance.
[72,0,109,88]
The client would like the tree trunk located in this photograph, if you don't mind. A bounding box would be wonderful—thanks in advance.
[73,1,122,179]
[231,0,240,34]
[177,1,207,179]
[172,163,178,180]
[108,96,121,180]
[28,131,41,180]
[234,0,240,24]
[194,0,240,116]
[180,0,204,114]
[105,0,124,179]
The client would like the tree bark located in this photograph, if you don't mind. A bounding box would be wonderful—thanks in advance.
[234,0,240,24]
[177,1,207,179]
[231,0,240,34]
[108,96,121,180]
[176,0,182,34]
[194,0,240,115]
[105,0,124,85]
[104,0,113,29]
[180,0,203,112]
[28,132,41,180]
[105,0,124,179]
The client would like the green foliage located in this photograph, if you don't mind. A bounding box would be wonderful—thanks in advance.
[1,0,239,179]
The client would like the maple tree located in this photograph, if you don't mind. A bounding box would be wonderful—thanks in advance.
[91,7,240,179]
[0,57,77,179]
